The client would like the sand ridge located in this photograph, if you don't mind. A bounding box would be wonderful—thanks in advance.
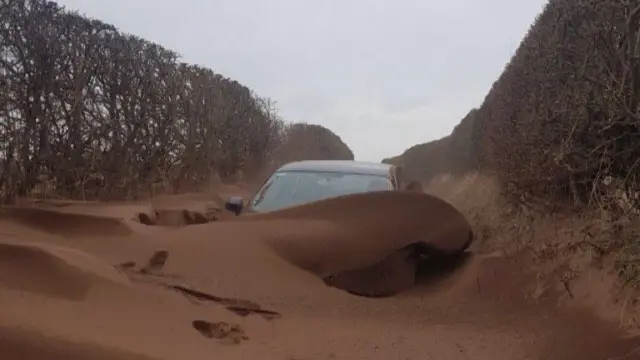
[236,191,473,276]
[0,240,131,300]
[0,207,132,238]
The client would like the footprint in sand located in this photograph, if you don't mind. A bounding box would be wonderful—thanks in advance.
[139,250,169,274]
[117,261,137,270]
[191,320,248,344]
[120,254,282,321]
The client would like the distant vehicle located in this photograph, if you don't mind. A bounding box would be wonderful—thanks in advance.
[225,160,406,215]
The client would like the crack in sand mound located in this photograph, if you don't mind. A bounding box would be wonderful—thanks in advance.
[0,207,132,238]
[135,208,218,227]
[231,191,473,297]
[0,241,131,300]
[169,285,281,320]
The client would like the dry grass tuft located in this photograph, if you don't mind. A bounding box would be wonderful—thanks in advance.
[425,172,640,288]
[424,172,640,331]
[423,172,525,253]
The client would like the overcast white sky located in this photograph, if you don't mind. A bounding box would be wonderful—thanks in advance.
[56,0,547,161]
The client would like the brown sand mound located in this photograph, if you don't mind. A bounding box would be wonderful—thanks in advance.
[234,191,472,283]
[0,240,130,300]
[0,197,637,359]
[100,231,638,359]
[154,191,473,297]
[0,207,132,238]
[0,326,159,360]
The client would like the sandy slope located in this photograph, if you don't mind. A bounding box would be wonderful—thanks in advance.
[0,191,638,360]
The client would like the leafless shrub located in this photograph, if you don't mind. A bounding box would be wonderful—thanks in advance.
[475,0,640,211]
[0,0,352,203]
[467,0,640,284]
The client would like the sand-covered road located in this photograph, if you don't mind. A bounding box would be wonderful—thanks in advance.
[0,191,637,360]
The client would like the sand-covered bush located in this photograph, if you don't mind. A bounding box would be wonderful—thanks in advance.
[422,173,516,253]
[425,172,640,299]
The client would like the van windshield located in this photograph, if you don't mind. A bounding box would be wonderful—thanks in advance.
[250,171,392,213]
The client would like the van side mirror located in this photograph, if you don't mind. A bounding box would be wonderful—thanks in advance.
[225,196,245,216]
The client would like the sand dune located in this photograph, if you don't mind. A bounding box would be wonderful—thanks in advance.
[241,190,472,252]
[0,240,130,300]
[0,190,638,360]
[0,207,132,237]
[0,326,161,360]
[235,191,472,290]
